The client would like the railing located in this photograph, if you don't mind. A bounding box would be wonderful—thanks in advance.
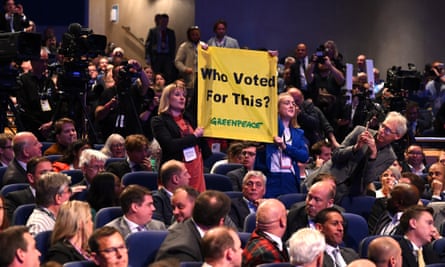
[121,25,144,46]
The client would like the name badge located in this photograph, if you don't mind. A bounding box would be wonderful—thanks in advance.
[280,155,292,169]
[40,99,52,111]
[183,147,197,162]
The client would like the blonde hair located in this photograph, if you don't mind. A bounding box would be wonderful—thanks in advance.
[51,201,92,252]
[158,83,186,115]
[278,92,299,128]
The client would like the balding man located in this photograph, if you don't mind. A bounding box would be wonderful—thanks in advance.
[242,199,289,267]
[288,228,325,267]
[3,131,42,186]
[347,259,376,267]
[201,226,243,267]
[368,236,402,267]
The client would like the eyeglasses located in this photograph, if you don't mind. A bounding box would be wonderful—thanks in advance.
[380,124,397,135]
[242,151,256,157]
[98,245,127,254]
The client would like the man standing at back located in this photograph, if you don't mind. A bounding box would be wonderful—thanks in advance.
[155,190,231,262]
[207,19,240,49]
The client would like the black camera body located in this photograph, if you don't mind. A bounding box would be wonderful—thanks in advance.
[314,45,328,63]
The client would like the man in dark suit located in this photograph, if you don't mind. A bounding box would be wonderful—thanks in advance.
[0,0,29,32]
[368,236,403,267]
[227,142,257,191]
[106,134,154,179]
[397,206,441,267]
[242,199,289,267]
[153,159,191,226]
[155,190,231,262]
[400,144,428,176]
[422,162,445,201]
[3,132,42,186]
[5,156,52,220]
[229,170,266,231]
[314,207,359,267]
[145,13,176,83]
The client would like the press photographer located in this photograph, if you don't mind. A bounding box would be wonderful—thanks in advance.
[95,59,152,140]
[423,61,445,115]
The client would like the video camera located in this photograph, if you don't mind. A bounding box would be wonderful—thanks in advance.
[313,45,328,63]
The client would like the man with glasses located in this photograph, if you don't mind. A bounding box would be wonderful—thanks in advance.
[89,226,128,267]
[227,142,257,191]
[0,133,13,167]
[307,111,407,202]
[401,144,428,176]
[77,148,108,188]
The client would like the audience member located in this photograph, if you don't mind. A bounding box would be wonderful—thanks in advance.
[288,43,309,93]
[401,144,428,176]
[374,166,401,198]
[170,186,199,224]
[404,102,432,141]
[89,226,128,267]
[46,201,94,265]
[100,133,126,158]
[5,156,52,220]
[284,179,337,241]
[3,132,42,186]
[438,150,445,166]
[423,162,445,201]
[152,83,211,192]
[397,205,441,266]
[155,190,231,262]
[308,111,407,201]
[26,172,72,236]
[86,172,122,213]
[153,160,191,226]
[145,13,176,83]
[0,133,14,167]
[242,199,289,267]
[0,226,41,267]
[367,236,402,267]
[44,118,77,156]
[424,60,445,116]
[347,259,376,267]
[207,19,240,48]
[52,139,91,172]
[0,0,30,32]
[306,140,333,175]
[210,141,244,173]
[229,170,266,231]
[314,207,359,267]
[227,142,257,191]
[106,185,165,238]
[288,228,325,267]
[255,92,309,197]
[0,196,10,231]
[201,226,242,267]
[77,148,108,188]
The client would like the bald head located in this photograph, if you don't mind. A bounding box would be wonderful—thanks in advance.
[368,237,402,267]
[287,87,304,106]
[256,199,287,236]
[347,259,376,267]
[13,131,42,162]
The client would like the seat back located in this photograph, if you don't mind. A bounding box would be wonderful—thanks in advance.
[94,206,123,228]
[12,203,36,225]
[340,196,376,220]
[0,166,7,185]
[243,212,256,233]
[126,230,168,267]
[213,163,243,175]
[35,230,52,263]
[277,193,307,209]
[63,261,97,267]
[45,154,62,163]
[343,213,368,252]
[105,157,125,167]
[61,169,84,185]
[358,235,381,258]
[121,171,158,191]
[0,183,29,197]
[204,173,233,191]
[238,231,251,248]
[224,191,243,199]
[180,262,203,267]
[257,263,295,267]
[203,152,227,172]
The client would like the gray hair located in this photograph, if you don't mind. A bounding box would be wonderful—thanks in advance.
[288,228,326,265]
[79,148,109,168]
[384,111,407,136]
[242,170,267,185]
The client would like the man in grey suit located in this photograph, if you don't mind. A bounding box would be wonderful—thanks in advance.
[307,111,407,201]
[314,207,359,267]
[207,19,240,49]
[106,185,165,238]
[155,190,231,262]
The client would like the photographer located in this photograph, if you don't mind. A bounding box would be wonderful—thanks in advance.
[95,59,151,139]
[424,61,445,115]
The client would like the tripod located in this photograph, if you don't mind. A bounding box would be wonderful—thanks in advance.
[0,91,23,134]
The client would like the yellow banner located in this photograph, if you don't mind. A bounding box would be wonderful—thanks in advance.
[197,46,277,143]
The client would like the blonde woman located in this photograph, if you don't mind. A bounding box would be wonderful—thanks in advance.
[46,201,94,265]
[100,133,126,158]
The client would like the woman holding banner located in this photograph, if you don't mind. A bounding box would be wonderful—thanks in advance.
[255,92,309,197]
[151,82,211,192]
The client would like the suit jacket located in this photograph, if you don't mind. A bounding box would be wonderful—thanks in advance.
[227,167,248,192]
[229,197,252,231]
[398,237,440,267]
[207,35,240,48]
[155,219,203,262]
[174,40,198,88]
[283,202,309,242]
[322,247,359,267]
[46,239,87,265]
[106,160,131,179]
[145,26,176,62]
[2,158,27,186]
[5,186,34,220]
[105,216,166,238]
[153,188,173,226]
[0,12,29,32]
[242,229,289,267]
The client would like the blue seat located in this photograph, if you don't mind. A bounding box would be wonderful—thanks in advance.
[358,235,382,258]
[213,163,243,175]
[257,263,294,267]
[45,154,62,163]
[93,143,105,150]
[340,196,376,220]
[277,193,307,209]
[0,166,7,185]
[121,171,158,191]
[126,230,168,266]
[0,183,28,197]
[425,264,445,267]
[40,142,54,154]
[204,152,227,172]
[238,231,251,248]
[204,173,233,191]
[94,206,123,228]
[420,198,430,206]
[243,212,256,233]
[433,238,445,257]
[12,203,36,225]
[62,169,84,185]
[225,191,243,199]
[105,157,125,167]
[35,230,52,263]
[63,261,96,267]
[343,213,369,252]
[180,262,203,267]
